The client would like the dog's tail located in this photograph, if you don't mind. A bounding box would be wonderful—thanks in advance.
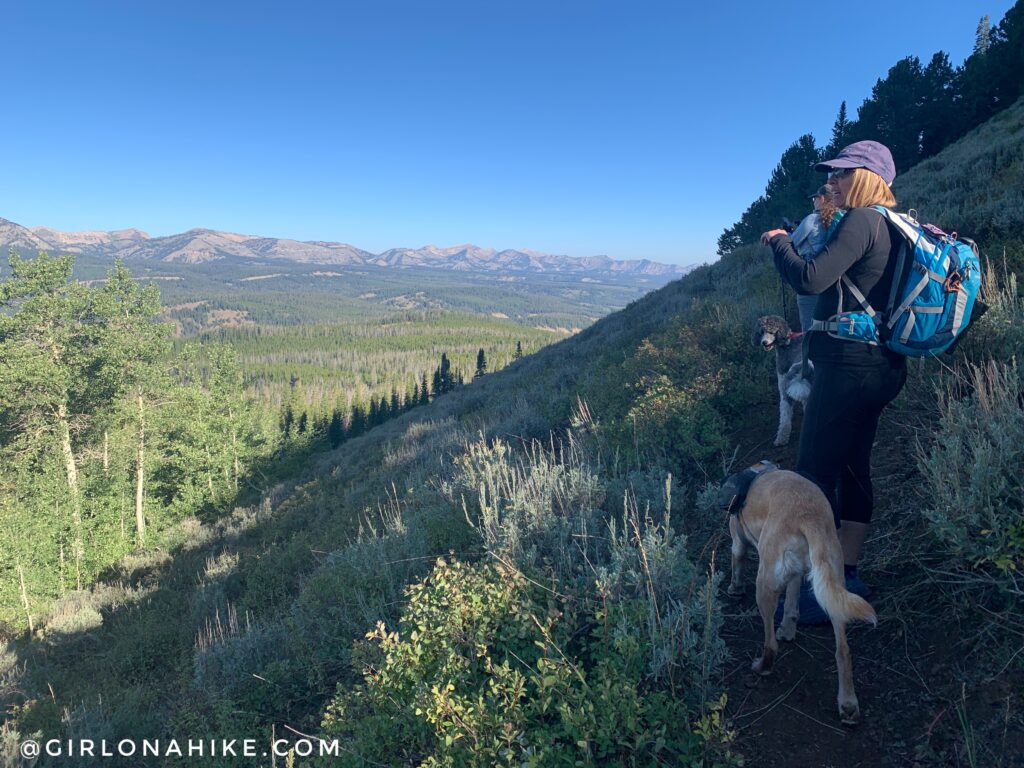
[807,526,877,626]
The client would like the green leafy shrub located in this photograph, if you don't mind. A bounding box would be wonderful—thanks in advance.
[323,558,737,767]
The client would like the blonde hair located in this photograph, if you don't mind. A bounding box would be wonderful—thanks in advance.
[843,168,897,209]
[819,197,840,229]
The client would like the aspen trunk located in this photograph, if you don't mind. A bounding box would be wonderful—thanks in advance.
[135,392,146,546]
[57,406,83,590]
[18,564,33,633]
[229,407,240,492]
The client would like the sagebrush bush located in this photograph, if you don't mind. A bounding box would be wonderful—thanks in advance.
[919,359,1024,575]
[447,433,605,589]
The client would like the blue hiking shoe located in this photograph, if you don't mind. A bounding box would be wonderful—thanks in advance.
[844,566,871,598]
[774,580,829,626]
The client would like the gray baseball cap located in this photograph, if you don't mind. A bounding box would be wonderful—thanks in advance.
[810,185,831,199]
[814,140,896,185]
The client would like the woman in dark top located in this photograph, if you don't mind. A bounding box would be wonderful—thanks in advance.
[761,140,907,621]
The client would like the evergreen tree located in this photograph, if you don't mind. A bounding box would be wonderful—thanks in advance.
[848,56,929,172]
[474,348,487,379]
[297,411,308,434]
[439,352,452,393]
[349,402,366,437]
[368,397,379,427]
[974,14,992,54]
[919,52,957,159]
[390,387,401,416]
[513,340,523,360]
[420,372,430,405]
[281,404,295,438]
[826,101,851,156]
[328,410,344,448]
[985,3,1024,116]
[717,134,821,254]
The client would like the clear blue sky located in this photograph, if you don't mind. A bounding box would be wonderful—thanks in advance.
[2,0,1013,265]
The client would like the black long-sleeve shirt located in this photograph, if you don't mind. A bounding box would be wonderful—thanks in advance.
[770,206,905,368]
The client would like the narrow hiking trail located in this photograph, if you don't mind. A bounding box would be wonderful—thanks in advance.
[718,391,1024,767]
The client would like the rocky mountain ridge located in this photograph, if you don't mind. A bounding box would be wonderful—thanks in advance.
[0,217,689,276]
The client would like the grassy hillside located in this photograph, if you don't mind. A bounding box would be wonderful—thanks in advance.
[2,104,1023,766]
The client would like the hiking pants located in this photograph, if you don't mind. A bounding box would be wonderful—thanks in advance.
[797,361,907,526]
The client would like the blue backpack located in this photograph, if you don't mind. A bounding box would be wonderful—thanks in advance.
[815,206,983,358]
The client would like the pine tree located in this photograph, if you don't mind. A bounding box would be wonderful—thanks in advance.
[974,14,992,54]
[717,134,822,253]
[849,56,928,172]
[297,412,308,434]
[474,348,487,379]
[420,372,430,405]
[513,340,523,360]
[439,353,452,393]
[281,405,294,438]
[349,402,366,437]
[826,101,851,155]
[390,387,401,416]
[328,410,344,448]
[919,52,956,159]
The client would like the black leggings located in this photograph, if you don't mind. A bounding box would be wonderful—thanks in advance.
[798,361,907,526]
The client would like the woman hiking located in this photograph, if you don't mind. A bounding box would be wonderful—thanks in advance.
[760,140,907,623]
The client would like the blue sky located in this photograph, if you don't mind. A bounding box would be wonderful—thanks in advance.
[2,0,1013,265]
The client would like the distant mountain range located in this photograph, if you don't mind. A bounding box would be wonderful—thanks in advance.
[0,217,690,277]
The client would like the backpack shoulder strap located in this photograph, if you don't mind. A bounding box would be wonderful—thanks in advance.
[871,206,918,319]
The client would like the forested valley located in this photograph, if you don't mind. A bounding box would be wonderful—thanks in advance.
[0,254,558,630]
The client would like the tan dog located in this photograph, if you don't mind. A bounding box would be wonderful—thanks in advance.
[727,469,877,724]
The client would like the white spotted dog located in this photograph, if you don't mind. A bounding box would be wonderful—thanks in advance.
[751,315,813,447]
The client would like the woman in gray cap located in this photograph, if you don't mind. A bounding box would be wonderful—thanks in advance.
[760,140,907,623]
[790,183,842,332]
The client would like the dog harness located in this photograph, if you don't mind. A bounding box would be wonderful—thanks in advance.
[719,460,778,515]
[720,460,778,546]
